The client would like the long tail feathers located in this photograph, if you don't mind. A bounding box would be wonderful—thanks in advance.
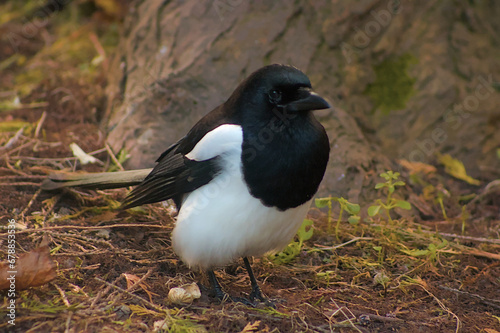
[40,169,152,191]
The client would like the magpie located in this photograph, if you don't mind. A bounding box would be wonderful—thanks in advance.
[42,64,331,304]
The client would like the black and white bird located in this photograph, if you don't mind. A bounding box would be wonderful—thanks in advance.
[42,64,331,304]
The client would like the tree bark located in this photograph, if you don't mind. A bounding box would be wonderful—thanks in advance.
[103,0,500,206]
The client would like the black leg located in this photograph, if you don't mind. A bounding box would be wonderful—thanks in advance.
[243,257,266,302]
[207,270,228,301]
[207,269,253,306]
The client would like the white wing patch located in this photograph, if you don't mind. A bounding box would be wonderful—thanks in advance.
[185,124,243,161]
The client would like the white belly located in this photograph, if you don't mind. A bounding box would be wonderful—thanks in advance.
[172,169,311,270]
[172,123,312,270]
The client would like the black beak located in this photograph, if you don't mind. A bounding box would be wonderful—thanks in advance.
[284,90,330,113]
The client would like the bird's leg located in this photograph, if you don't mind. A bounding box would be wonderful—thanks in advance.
[207,270,228,301]
[243,257,266,302]
[207,270,254,306]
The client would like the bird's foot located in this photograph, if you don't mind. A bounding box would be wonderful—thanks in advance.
[248,285,277,308]
[249,294,277,308]
[209,286,275,307]
[210,289,255,306]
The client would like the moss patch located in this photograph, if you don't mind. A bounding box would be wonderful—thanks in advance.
[365,54,417,114]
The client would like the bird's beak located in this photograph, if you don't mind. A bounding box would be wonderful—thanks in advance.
[284,90,330,113]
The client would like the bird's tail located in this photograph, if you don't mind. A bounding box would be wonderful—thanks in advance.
[40,169,152,191]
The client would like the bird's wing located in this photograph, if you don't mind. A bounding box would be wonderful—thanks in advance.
[120,146,221,209]
[121,124,242,210]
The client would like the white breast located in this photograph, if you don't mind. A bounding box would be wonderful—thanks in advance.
[172,124,311,269]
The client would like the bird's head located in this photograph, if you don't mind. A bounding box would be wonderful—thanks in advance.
[228,64,330,121]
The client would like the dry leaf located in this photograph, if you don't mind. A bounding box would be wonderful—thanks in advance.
[123,273,141,289]
[0,246,57,290]
[240,321,262,332]
[398,159,437,175]
[437,153,480,185]
[410,276,428,289]
[123,273,158,303]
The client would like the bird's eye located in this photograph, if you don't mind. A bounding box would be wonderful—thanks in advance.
[268,89,282,104]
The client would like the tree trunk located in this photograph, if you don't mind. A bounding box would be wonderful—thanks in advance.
[103,0,500,206]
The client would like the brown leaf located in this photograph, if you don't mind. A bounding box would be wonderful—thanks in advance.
[240,321,262,333]
[123,273,158,303]
[0,246,57,291]
[398,159,437,175]
[123,273,141,290]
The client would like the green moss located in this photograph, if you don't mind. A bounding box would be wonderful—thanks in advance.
[365,54,417,114]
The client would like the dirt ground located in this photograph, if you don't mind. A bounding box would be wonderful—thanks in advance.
[1,2,500,333]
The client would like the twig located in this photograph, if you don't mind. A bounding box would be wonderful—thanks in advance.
[461,247,500,260]
[7,147,107,162]
[89,290,105,310]
[90,275,123,310]
[420,230,500,245]
[412,282,461,333]
[438,286,500,310]
[43,193,61,225]
[312,237,374,251]
[89,32,108,71]
[35,111,47,138]
[1,138,36,158]
[20,188,42,217]
[53,283,71,307]
[64,312,73,333]
[105,143,124,171]
[326,299,364,333]
[0,182,40,186]
[94,277,167,314]
[1,127,25,150]
[0,175,46,180]
[467,179,500,206]
[358,313,404,323]
[47,231,115,249]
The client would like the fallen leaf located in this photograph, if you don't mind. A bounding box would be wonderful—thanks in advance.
[123,273,141,289]
[437,153,480,185]
[123,273,158,303]
[398,159,437,175]
[0,245,57,290]
[239,321,261,333]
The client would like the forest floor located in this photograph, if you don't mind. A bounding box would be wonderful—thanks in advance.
[0,2,499,333]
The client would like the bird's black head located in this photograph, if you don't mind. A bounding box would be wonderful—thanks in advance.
[227,64,330,121]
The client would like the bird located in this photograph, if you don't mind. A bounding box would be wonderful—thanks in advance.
[42,64,331,305]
